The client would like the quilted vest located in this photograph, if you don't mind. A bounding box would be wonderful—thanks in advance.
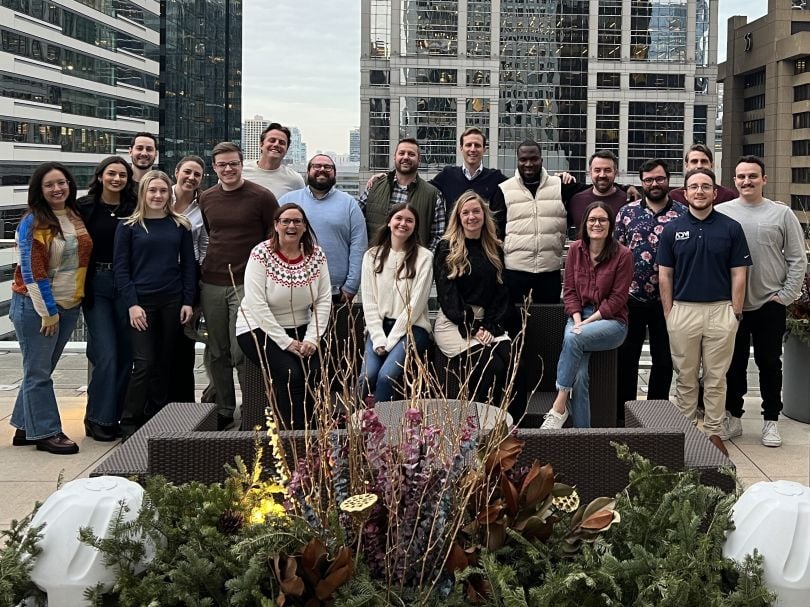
[365,172,437,247]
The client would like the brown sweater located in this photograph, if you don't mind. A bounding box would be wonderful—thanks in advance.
[199,180,278,285]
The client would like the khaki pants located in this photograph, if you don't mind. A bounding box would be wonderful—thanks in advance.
[666,301,738,436]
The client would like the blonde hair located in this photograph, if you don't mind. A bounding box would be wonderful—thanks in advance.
[442,190,503,281]
[126,170,190,232]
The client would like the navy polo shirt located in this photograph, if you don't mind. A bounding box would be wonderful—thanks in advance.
[657,209,752,302]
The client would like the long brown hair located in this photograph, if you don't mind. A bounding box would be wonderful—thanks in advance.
[578,200,618,264]
[370,203,421,279]
[442,190,503,282]
[26,162,80,237]
[269,203,317,257]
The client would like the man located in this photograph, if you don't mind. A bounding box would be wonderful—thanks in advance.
[615,159,687,420]
[242,122,305,198]
[669,144,737,205]
[359,138,445,252]
[567,150,629,237]
[128,132,158,183]
[489,140,581,304]
[280,154,367,302]
[199,142,279,429]
[715,156,807,447]
[657,167,751,455]
[429,127,507,211]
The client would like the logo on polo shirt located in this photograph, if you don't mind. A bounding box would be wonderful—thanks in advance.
[675,231,690,241]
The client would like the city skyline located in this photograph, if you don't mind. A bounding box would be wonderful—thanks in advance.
[243,0,767,155]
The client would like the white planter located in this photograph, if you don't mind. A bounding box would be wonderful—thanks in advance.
[724,480,810,606]
[26,476,149,606]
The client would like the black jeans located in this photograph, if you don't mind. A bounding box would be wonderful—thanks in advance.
[452,340,514,415]
[238,325,320,429]
[169,330,197,403]
[725,300,786,421]
[617,298,673,417]
[120,293,182,435]
[504,269,562,305]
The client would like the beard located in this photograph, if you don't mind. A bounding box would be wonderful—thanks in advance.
[307,174,336,192]
[643,185,668,202]
[593,178,614,194]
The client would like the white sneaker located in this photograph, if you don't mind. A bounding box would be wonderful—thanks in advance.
[718,413,743,441]
[761,421,782,448]
[540,407,569,429]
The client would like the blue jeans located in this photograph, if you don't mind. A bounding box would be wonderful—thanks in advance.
[10,293,81,439]
[556,306,627,428]
[360,325,430,402]
[84,269,132,426]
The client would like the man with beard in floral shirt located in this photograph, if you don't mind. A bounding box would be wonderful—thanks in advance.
[614,159,687,422]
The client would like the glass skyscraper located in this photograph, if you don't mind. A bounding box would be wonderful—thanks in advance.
[360,0,718,184]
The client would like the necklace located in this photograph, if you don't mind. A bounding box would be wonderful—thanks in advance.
[101,200,120,218]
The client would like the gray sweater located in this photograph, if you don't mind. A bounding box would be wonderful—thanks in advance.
[716,198,807,311]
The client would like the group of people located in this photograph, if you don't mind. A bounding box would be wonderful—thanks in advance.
[10,121,807,458]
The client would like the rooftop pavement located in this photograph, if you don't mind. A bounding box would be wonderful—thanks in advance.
[1,349,808,530]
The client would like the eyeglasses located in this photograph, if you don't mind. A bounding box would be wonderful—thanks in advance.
[641,176,668,185]
[277,218,304,226]
[685,184,715,192]
[213,161,241,169]
[310,163,335,171]
[43,179,68,190]
[587,217,609,225]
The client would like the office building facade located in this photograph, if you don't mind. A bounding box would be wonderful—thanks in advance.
[719,0,810,231]
[243,114,272,161]
[349,127,361,161]
[360,0,718,185]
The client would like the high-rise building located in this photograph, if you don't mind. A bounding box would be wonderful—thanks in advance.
[718,0,810,231]
[349,127,360,161]
[0,1,161,336]
[243,114,272,161]
[287,126,307,165]
[161,0,242,185]
[360,0,718,185]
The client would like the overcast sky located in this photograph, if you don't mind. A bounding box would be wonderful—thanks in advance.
[242,1,768,155]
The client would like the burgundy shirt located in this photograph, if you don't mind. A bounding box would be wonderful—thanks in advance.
[563,240,633,325]
[669,183,738,205]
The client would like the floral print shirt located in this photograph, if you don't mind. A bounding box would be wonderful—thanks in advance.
[615,198,687,303]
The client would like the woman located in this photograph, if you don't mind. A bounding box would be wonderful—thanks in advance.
[434,190,512,409]
[169,155,208,403]
[77,155,138,441]
[114,170,196,439]
[541,201,632,429]
[10,162,92,454]
[360,203,432,404]
[236,203,332,429]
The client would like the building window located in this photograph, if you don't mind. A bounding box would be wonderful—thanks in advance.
[399,96,456,168]
[400,68,457,85]
[742,143,764,157]
[693,104,707,144]
[466,98,490,142]
[795,57,810,75]
[369,70,389,86]
[597,73,620,89]
[793,139,810,156]
[596,100,620,155]
[629,73,686,89]
[466,70,490,86]
[369,0,391,58]
[368,98,390,171]
[792,21,810,34]
[598,0,622,60]
[400,0,458,57]
[466,0,491,57]
[743,94,766,111]
[791,195,810,213]
[744,69,766,88]
[744,119,765,134]
[0,162,96,187]
[794,112,810,129]
[795,84,810,102]
[695,76,709,94]
[792,167,810,184]
[630,0,687,62]
[628,101,685,171]
[695,0,709,66]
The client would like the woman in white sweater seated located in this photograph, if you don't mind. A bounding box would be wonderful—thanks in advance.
[360,203,433,404]
[236,203,332,428]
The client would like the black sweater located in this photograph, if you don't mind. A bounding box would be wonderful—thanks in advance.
[430,166,507,214]
[434,238,510,337]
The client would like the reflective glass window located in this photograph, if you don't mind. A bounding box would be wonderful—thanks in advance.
[399,96,456,168]
[369,0,391,58]
[693,104,707,144]
[598,0,621,60]
[466,98,490,143]
[744,119,765,134]
[467,0,491,57]
[597,73,620,89]
[400,68,457,85]
[792,167,810,183]
[400,0,458,56]
[630,0,687,62]
[596,101,620,155]
[793,112,810,129]
[743,95,765,111]
[629,73,685,89]
[627,101,684,171]
[792,139,810,155]
[370,70,390,86]
[466,70,490,86]
[795,84,810,102]
[742,143,764,157]
[744,70,766,88]
[369,98,391,171]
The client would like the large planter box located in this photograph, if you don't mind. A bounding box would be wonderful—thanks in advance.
[783,333,810,424]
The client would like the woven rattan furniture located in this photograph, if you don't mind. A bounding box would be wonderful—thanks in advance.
[92,401,689,504]
[625,399,736,494]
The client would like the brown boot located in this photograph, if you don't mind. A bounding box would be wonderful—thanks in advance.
[709,434,729,457]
